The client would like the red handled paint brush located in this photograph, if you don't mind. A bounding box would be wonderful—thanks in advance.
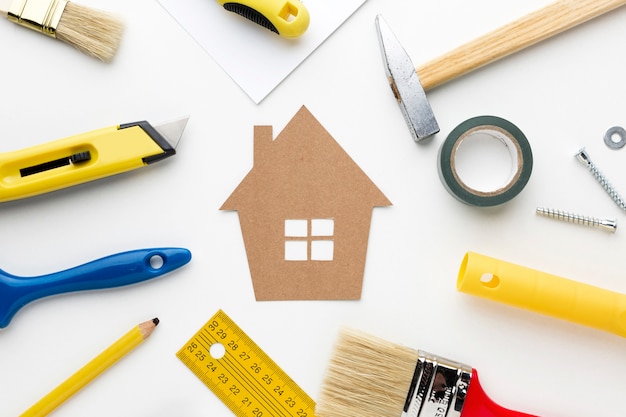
[316,328,538,417]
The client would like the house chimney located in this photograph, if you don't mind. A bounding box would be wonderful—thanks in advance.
[254,125,273,166]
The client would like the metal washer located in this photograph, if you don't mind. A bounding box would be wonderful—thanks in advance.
[604,126,626,149]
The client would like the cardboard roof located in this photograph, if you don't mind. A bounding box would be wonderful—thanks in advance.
[221,106,391,211]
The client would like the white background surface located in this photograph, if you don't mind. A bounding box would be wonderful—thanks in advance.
[1,0,626,416]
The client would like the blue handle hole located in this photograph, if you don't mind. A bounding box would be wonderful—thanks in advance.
[149,254,165,270]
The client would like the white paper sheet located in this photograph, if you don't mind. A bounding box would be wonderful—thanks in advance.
[157,0,367,103]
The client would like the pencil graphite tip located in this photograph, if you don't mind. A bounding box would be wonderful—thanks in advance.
[138,318,159,339]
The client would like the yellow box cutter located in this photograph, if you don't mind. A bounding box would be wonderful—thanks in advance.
[0,117,188,202]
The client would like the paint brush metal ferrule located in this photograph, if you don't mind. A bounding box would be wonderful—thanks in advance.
[403,351,472,417]
[7,0,67,37]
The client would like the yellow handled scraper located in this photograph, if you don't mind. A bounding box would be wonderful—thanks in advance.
[217,0,309,38]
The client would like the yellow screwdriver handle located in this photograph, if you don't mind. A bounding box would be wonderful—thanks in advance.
[457,251,626,338]
[0,122,172,203]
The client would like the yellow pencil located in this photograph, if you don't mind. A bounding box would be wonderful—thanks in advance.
[20,318,159,417]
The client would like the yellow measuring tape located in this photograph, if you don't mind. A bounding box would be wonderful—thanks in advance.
[177,309,317,417]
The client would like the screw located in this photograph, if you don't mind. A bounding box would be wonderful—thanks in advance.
[536,207,617,233]
[575,148,626,211]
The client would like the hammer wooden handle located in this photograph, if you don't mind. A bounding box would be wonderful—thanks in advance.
[417,0,625,90]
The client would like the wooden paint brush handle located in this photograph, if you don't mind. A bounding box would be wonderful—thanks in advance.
[417,0,626,90]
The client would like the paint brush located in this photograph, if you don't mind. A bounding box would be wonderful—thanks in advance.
[316,328,539,417]
[0,0,123,62]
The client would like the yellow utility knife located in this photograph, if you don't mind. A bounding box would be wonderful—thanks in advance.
[0,117,189,202]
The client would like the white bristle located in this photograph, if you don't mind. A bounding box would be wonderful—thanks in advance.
[316,328,418,417]
[56,2,124,62]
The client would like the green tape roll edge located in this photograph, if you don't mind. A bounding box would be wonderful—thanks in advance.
[438,115,533,207]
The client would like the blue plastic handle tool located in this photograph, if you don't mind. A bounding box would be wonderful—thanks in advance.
[0,247,192,328]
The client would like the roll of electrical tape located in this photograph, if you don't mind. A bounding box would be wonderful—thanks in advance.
[438,116,533,207]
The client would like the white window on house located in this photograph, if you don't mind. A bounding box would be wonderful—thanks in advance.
[284,218,334,261]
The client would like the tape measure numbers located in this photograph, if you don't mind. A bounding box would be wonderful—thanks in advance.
[177,309,317,417]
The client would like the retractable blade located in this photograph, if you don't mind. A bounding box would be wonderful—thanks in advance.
[153,116,189,151]
[0,116,189,203]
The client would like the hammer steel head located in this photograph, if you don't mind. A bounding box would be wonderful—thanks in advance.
[375,15,439,142]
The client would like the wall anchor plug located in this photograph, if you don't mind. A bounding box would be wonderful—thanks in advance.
[575,148,626,211]
[536,207,617,233]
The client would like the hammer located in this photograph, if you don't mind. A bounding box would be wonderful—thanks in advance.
[377,0,626,141]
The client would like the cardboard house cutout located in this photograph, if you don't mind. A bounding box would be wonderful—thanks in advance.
[221,106,391,300]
